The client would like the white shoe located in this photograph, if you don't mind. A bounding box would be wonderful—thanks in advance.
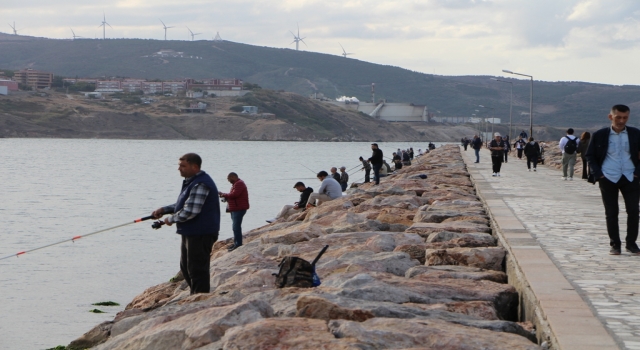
[266,218,276,223]
[534,168,537,172]
[497,173,501,177]
[562,177,567,180]
[492,173,497,177]
[569,177,573,181]
[528,169,531,172]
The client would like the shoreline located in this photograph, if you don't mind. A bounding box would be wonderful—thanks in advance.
[66,145,540,349]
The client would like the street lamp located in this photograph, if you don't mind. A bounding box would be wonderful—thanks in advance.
[490,78,513,142]
[478,105,495,136]
[502,69,533,138]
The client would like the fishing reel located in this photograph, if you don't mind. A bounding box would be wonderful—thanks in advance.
[151,220,165,230]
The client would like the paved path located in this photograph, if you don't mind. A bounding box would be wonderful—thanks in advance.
[461,148,640,350]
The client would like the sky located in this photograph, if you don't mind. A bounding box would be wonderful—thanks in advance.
[2,0,640,86]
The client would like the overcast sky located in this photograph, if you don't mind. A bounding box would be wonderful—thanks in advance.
[2,0,639,85]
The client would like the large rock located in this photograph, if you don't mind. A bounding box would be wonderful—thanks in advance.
[425,231,496,249]
[407,222,491,238]
[425,247,506,271]
[92,299,274,350]
[393,244,427,264]
[405,265,508,283]
[329,318,540,349]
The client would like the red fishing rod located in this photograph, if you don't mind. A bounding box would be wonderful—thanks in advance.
[0,215,159,261]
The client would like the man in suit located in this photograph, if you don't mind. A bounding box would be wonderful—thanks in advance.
[586,104,640,255]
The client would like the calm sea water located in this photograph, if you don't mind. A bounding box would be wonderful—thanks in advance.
[0,139,445,349]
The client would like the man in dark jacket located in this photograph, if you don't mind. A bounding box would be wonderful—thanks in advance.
[219,172,250,252]
[368,143,384,185]
[489,133,506,177]
[586,104,640,255]
[330,167,341,182]
[359,156,371,183]
[471,135,482,163]
[267,182,313,223]
[152,153,220,295]
[339,166,349,191]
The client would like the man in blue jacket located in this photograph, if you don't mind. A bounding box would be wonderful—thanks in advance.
[586,105,640,255]
[152,153,221,294]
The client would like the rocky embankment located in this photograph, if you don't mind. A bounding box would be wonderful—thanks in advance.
[68,145,539,350]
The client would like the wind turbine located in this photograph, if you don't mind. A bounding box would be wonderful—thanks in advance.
[99,13,112,40]
[9,22,18,35]
[339,43,354,58]
[289,24,306,51]
[160,19,174,40]
[187,27,202,41]
[70,28,83,40]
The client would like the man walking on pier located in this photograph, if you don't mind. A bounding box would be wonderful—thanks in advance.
[472,135,482,163]
[489,133,506,177]
[586,105,640,255]
[559,128,580,180]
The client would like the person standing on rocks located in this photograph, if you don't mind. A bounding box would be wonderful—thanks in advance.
[523,137,541,172]
[151,153,220,295]
[359,156,371,183]
[559,128,580,181]
[266,181,313,223]
[306,171,343,208]
[579,131,591,180]
[219,172,250,252]
[368,143,384,185]
[489,132,506,177]
[339,166,349,191]
[330,167,341,182]
[471,135,482,163]
[586,105,640,255]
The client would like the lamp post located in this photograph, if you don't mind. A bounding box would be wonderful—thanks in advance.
[502,69,533,138]
[478,105,495,137]
[490,78,513,141]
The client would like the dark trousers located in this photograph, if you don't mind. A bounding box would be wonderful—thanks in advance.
[503,150,509,162]
[463,145,468,151]
[491,155,502,173]
[598,176,640,247]
[526,156,538,169]
[340,182,348,191]
[230,210,246,247]
[581,157,589,179]
[180,234,217,294]
[364,169,371,183]
[372,164,382,185]
[517,149,523,159]
[474,149,480,162]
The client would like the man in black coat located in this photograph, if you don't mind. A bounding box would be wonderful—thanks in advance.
[368,143,384,185]
[267,182,313,223]
[585,104,640,255]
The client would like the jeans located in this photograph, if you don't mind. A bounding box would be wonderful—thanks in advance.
[340,182,348,191]
[474,148,480,162]
[372,164,382,185]
[364,168,371,183]
[517,149,523,159]
[230,210,246,247]
[562,153,577,178]
[491,155,503,173]
[504,150,508,162]
[526,156,538,169]
[180,234,217,294]
[598,176,639,247]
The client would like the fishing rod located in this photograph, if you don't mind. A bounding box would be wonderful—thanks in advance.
[0,215,158,261]
[299,163,317,175]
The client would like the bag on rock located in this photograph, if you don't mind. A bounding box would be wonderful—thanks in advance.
[274,245,328,288]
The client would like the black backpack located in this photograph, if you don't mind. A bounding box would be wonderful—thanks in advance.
[274,245,328,288]
[564,136,578,155]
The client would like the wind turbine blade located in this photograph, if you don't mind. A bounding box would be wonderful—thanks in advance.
[106,23,113,28]
[195,33,202,35]
[167,26,174,29]
[300,39,307,46]
[289,30,297,38]
[160,19,166,27]
[290,40,297,45]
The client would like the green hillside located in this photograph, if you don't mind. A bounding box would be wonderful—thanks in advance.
[1,33,639,128]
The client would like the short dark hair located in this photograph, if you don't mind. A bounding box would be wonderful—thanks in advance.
[371,143,378,147]
[317,171,328,178]
[567,128,574,135]
[529,137,534,141]
[180,153,202,167]
[359,156,364,160]
[293,181,305,188]
[612,104,630,113]
[228,172,238,178]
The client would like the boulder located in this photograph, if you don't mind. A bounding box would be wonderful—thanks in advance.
[68,321,112,349]
[425,232,496,249]
[405,265,508,284]
[393,244,427,264]
[329,318,540,349]
[407,222,491,238]
[425,247,506,271]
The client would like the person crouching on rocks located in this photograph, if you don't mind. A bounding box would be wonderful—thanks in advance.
[267,181,313,223]
[218,172,249,252]
[306,171,342,208]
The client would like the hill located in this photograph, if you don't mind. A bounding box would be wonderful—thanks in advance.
[0,89,456,141]
[1,33,639,129]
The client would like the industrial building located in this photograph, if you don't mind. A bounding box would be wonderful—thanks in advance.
[331,100,428,122]
[0,79,19,92]
[13,69,53,89]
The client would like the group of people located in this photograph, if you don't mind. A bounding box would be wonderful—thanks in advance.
[468,131,544,176]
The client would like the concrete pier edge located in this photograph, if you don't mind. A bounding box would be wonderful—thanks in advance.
[461,148,619,350]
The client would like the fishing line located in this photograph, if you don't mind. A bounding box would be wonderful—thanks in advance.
[0,215,156,261]
[299,163,317,175]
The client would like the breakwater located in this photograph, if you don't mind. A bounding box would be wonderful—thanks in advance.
[68,145,540,349]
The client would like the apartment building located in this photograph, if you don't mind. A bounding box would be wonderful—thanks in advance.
[13,69,54,89]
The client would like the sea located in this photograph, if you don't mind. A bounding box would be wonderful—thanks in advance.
[0,139,445,349]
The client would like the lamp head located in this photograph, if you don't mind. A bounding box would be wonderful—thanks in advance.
[502,69,513,74]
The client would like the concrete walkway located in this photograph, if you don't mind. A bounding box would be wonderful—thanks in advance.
[461,148,640,350]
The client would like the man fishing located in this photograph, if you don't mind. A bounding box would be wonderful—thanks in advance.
[219,172,250,252]
[151,153,220,295]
